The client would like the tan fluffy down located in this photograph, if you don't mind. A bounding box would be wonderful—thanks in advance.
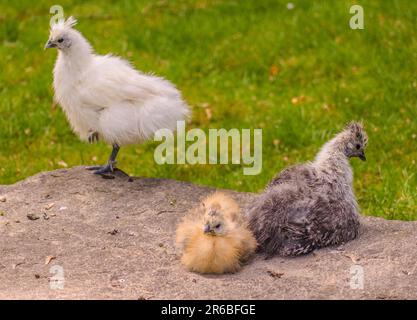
[176,192,257,274]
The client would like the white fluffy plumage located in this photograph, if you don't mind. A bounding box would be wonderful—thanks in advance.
[47,17,190,146]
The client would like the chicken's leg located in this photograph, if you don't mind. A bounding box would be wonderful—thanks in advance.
[87,143,120,176]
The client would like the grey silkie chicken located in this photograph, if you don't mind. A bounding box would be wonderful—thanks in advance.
[248,121,368,257]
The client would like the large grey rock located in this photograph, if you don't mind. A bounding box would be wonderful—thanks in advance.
[0,167,416,300]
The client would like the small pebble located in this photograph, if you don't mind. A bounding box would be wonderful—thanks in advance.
[27,213,40,221]
[0,196,6,202]
[108,229,118,235]
[45,203,55,210]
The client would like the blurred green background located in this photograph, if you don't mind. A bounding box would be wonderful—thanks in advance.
[0,0,416,220]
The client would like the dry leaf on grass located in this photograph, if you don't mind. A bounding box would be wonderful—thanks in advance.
[269,65,280,81]
[51,100,57,112]
[57,160,68,168]
[205,108,213,120]
[291,95,306,105]
[273,139,280,146]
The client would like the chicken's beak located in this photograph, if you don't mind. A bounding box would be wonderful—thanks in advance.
[44,40,56,49]
[203,224,210,234]
[358,151,366,161]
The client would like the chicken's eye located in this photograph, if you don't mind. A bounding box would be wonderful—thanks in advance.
[215,224,221,229]
[356,144,361,150]
[57,38,64,43]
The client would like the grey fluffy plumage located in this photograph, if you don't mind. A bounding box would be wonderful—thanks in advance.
[248,122,368,257]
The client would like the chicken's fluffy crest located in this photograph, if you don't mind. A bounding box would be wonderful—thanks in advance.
[202,192,241,223]
[53,16,77,29]
[49,16,77,38]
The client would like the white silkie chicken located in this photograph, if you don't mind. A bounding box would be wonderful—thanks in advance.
[45,17,190,176]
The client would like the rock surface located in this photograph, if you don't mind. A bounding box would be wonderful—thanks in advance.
[0,167,416,300]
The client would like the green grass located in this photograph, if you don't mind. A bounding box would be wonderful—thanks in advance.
[0,0,416,220]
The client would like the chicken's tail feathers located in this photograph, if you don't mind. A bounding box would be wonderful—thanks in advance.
[139,96,190,141]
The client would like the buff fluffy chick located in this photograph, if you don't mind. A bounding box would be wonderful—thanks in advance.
[176,192,257,274]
